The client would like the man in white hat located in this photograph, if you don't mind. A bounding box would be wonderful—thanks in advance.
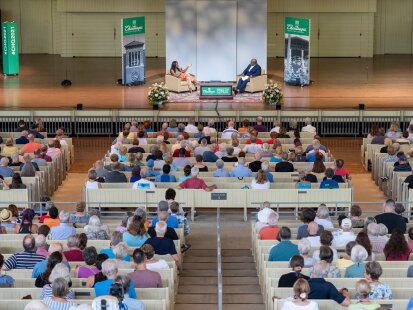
[332,218,356,247]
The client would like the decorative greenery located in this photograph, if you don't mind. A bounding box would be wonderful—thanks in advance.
[262,81,283,105]
[147,82,169,105]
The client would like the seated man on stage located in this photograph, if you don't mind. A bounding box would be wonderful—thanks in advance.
[234,58,262,94]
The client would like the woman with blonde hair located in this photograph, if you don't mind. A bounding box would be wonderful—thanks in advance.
[350,279,381,309]
[251,169,270,189]
[3,138,18,156]
[270,146,283,163]
[280,278,319,310]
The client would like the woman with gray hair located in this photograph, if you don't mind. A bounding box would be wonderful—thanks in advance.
[94,259,137,298]
[314,204,333,229]
[113,242,132,269]
[40,263,74,300]
[344,245,368,278]
[41,278,77,309]
[297,238,314,267]
[100,231,131,261]
[83,215,109,240]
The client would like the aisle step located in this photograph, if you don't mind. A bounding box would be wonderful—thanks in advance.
[180,276,259,285]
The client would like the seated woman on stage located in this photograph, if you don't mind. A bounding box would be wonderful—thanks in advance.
[170,61,197,92]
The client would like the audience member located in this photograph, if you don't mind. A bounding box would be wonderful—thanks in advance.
[128,248,162,288]
[212,159,230,177]
[304,222,321,247]
[297,209,324,240]
[355,231,373,260]
[35,251,64,288]
[349,280,381,310]
[280,278,319,310]
[344,245,368,278]
[384,229,411,261]
[298,239,314,267]
[155,164,177,182]
[0,254,14,286]
[112,275,145,310]
[178,167,217,191]
[50,211,76,240]
[269,227,299,261]
[364,261,392,299]
[314,204,333,229]
[32,242,67,278]
[40,263,74,300]
[122,215,149,247]
[258,212,279,240]
[141,244,169,270]
[251,169,270,189]
[85,253,109,288]
[231,157,253,177]
[69,201,90,224]
[333,218,356,247]
[42,277,76,309]
[275,152,294,172]
[319,168,339,189]
[349,205,364,228]
[375,199,406,233]
[84,215,109,240]
[43,206,61,228]
[336,241,357,269]
[312,230,338,262]
[278,255,310,288]
[15,208,38,234]
[367,223,387,254]
[105,162,127,183]
[63,235,84,262]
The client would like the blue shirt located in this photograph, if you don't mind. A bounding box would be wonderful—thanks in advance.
[269,156,282,163]
[0,166,14,177]
[231,164,253,178]
[155,174,177,182]
[152,216,179,228]
[32,259,71,278]
[95,279,136,298]
[297,182,311,189]
[147,169,160,177]
[265,172,274,183]
[344,263,365,278]
[213,169,231,177]
[308,278,345,304]
[268,241,299,261]
[50,223,76,240]
[320,179,339,189]
[202,151,218,163]
[99,248,131,261]
[307,152,325,162]
[122,232,149,247]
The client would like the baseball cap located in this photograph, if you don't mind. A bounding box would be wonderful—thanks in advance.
[147,159,155,167]
[341,218,352,229]
[158,201,169,212]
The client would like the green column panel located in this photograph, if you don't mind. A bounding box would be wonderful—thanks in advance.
[2,21,19,75]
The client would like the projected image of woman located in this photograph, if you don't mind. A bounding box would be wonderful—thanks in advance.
[170,61,197,92]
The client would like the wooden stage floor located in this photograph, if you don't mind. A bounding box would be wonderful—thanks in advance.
[1,54,413,111]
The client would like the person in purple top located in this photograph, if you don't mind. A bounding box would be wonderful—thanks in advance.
[254,116,268,132]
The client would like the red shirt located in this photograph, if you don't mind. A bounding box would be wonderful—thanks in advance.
[246,139,263,145]
[259,226,280,240]
[179,177,208,190]
[335,167,350,178]
[22,142,41,154]
[64,249,84,262]
[172,149,191,157]
[385,248,411,261]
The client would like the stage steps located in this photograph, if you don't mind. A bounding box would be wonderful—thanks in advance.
[175,249,264,310]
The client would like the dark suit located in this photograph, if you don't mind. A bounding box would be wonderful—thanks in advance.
[236,64,262,93]
[16,136,29,144]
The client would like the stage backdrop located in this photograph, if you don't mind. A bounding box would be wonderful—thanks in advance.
[165,0,266,82]
[121,16,146,85]
[284,17,310,86]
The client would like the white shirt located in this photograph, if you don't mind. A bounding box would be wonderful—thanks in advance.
[85,180,100,189]
[270,126,280,133]
[221,128,239,139]
[243,143,262,154]
[314,218,334,229]
[251,179,270,190]
[281,299,319,310]
[154,159,165,169]
[204,126,217,134]
[138,138,147,145]
[332,230,356,247]
[305,236,321,247]
[56,138,67,146]
[302,125,317,133]
[146,259,169,270]
[132,178,155,189]
[185,124,198,133]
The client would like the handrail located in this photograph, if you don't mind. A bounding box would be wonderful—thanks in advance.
[217,207,223,310]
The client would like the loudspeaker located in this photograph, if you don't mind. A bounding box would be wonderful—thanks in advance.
[276,104,281,110]
[76,104,83,110]
[61,79,72,87]
[358,104,365,110]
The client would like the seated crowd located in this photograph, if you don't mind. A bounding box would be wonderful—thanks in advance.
[255,199,413,309]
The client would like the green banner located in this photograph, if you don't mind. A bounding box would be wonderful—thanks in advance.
[201,86,232,96]
[285,17,310,36]
[122,16,145,36]
[2,22,19,75]
[284,17,310,86]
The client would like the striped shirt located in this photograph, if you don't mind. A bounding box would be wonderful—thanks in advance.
[40,285,75,300]
[42,297,76,310]
[4,251,45,270]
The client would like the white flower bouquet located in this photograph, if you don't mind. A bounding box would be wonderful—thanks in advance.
[147,82,169,105]
[262,81,283,105]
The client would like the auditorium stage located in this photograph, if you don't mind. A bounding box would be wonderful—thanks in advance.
[1,54,413,111]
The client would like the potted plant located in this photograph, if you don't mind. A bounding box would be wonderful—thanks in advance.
[262,81,283,107]
[148,82,169,110]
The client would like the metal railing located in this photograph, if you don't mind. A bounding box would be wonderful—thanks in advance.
[217,207,223,310]
[2,109,413,136]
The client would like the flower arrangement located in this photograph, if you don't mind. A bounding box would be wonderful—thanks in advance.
[147,82,169,105]
[262,81,283,105]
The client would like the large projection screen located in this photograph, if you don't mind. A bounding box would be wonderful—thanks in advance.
[196,0,237,81]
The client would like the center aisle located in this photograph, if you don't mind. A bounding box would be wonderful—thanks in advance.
[175,214,264,310]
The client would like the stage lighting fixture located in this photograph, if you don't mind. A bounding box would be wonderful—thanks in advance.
[358,104,365,110]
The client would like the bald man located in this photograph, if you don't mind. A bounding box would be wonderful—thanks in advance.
[234,58,262,94]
